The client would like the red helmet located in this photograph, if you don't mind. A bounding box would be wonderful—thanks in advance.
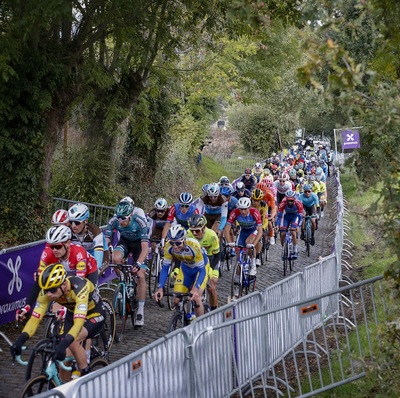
[51,209,69,225]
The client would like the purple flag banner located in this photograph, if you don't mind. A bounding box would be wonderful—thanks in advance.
[0,242,46,325]
[341,130,361,150]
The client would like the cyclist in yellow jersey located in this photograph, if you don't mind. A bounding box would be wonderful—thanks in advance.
[155,225,210,317]
[187,214,220,310]
[250,188,269,266]
[11,263,105,380]
[315,175,327,217]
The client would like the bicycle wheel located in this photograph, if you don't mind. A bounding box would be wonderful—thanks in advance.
[166,274,175,311]
[112,284,127,341]
[305,222,311,257]
[283,240,289,277]
[19,375,57,398]
[231,262,242,298]
[89,357,109,373]
[94,298,116,351]
[167,311,186,332]
[148,253,160,299]
[25,339,53,381]
[203,303,212,314]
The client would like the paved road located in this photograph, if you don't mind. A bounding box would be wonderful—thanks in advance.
[0,180,337,398]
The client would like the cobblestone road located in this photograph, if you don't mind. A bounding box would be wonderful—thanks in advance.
[0,180,337,398]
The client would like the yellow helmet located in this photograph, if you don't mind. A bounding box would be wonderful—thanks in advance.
[39,263,66,291]
[251,188,264,201]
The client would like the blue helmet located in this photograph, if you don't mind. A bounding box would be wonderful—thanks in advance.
[179,192,193,205]
[221,185,234,197]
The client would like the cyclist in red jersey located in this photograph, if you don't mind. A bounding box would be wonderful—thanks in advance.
[16,225,98,321]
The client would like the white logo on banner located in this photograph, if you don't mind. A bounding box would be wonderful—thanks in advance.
[346,133,354,141]
[8,256,22,295]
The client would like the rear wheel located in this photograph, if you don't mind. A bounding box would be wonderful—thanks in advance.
[89,357,109,373]
[305,222,311,257]
[90,298,115,354]
[166,272,175,311]
[19,375,57,397]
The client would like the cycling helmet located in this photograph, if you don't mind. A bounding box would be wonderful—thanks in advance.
[219,176,230,186]
[202,184,209,193]
[251,188,264,201]
[316,167,323,175]
[206,183,220,197]
[244,168,252,175]
[310,156,316,162]
[263,168,271,176]
[179,192,193,205]
[154,198,168,211]
[39,263,66,291]
[68,203,90,222]
[51,209,69,225]
[46,225,71,244]
[167,224,187,241]
[236,181,245,191]
[279,173,289,181]
[188,214,207,229]
[221,185,234,196]
[237,197,251,209]
[289,168,297,177]
[121,196,135,206]
[115,200,134,217]
[309,175,316,182]
[304,184,312,191]
[285,190,296,199]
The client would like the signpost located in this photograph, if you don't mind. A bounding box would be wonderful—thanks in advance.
[333,126,363,165]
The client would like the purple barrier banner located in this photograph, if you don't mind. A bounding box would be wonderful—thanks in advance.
[341,129,361,149]
[0,242,46,325]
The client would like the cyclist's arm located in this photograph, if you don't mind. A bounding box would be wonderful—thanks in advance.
[21,292,49,338]
[193,264,207,290]
[218,201,229,232]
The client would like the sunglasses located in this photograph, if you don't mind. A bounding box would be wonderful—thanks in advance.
[50,244,63,250]
[156,210,165,213]
[70,220,82,226]
[44,286,60,294]
[179,204,190,208]
[245,174,251,177]
[117,216,130,221]
[170,240,184,246]
[190,228,203,233]
[287,200,294,204]
[304,190,311,193]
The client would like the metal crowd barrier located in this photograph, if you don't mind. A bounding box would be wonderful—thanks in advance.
[25,166,389,398]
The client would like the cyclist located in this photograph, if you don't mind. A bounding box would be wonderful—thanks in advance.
[232,181,251,200]
[218,176,231,188]
[256,179,277,244]
[276,190,304,260]
[274,173,293,205]
[16,224,99,320]
[298,184,319,245]
[104,200,149,328]
[11,263,106,380]
[224,197,263,277]
[250,188,269,266]
[155,225,210,317]
[239,168,258,191]
[252,162,264,183]
[196,183,229,238]
[187,214,220,310]
[68,203,105,271]
[51,209,69,226]
[147,197,170,252]
[161,192,198,245]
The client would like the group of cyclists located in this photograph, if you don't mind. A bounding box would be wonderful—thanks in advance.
[10,137,330,381]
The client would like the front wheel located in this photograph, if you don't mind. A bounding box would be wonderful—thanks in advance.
[19,375,57,398]
[283,240,289,277]
[113,284,127,341]
[167,311,186,332]
[148,253,160,299]
[25,339,53,381]
[231,262,242,299]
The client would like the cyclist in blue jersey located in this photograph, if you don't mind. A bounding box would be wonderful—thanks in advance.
[155,225,210,317]
[161,192,198,246]
[298,184,319,245]
[196,183,229,239]
[147,197,169,252]
[232,181,251,200]
[104,200,149,327]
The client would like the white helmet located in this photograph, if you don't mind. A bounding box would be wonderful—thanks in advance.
[154,198,168,211]
[122,196,134,206]
[46,225,71,244]
[206,183,220,197]
[237,197,251,209]
[68,203,89,222]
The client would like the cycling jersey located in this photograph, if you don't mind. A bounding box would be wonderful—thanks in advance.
[22,276,104,340]
[166,203,198,229]
[158,238,208,290]
[70,223,104,269]
[104,213,149,242]
[298,192,319,208]
[276,198,304,227]
[227,208,262,230]
[196,194,228,231]
[187,228,220,257]
[252,202,269,230]
[148,207,170,240]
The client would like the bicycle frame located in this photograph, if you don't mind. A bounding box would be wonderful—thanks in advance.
[282,224,295,276]
[231,247,256,298]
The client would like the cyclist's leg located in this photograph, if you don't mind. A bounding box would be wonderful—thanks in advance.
[207,264,219,310]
